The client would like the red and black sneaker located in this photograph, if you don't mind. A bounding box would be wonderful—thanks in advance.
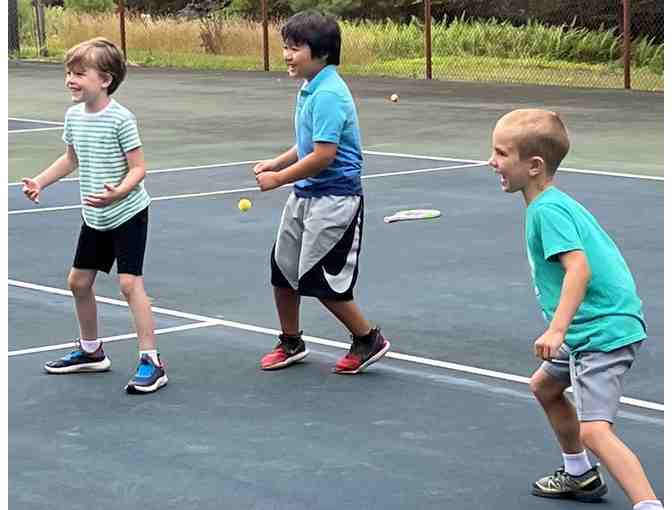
[260,332,309,370]
[334,328,390,374]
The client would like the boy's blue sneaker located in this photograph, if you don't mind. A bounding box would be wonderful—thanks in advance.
[44,343,111,374]
[125,354,168,394]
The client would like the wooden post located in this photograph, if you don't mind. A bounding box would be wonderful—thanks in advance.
[424,0,432,80]
[118,0,127,60]
[34,0,47,56]
[622,0,631,89]
[261,0,269,71]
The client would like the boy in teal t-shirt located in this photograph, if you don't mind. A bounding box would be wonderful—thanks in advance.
[489,109,662,510]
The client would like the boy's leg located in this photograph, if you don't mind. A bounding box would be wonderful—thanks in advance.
[529,367,582,454]
[580,421,658,505]
[44,268,111,374]
[530,350,607,501]
[260,285,309,370]
[274,285,301,336]
[120,273,167,394]
[68,268,99,341]
[318,298,370,337]
[321,298,390,374]
[119,274,156,351]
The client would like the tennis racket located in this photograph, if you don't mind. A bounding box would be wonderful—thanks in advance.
[383,209,441,223]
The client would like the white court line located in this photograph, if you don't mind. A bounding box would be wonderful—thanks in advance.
[8,278,664,413]
[8,162,482,215]
[9,117,64,125]
[9,127,65,134]
[8,160,262,186]
[364,149,663,181]
[8,321,219,357]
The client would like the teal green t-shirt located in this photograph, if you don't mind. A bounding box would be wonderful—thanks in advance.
[525,187,646,353]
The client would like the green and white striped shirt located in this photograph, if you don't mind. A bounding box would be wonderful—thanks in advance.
[63,99,151,230]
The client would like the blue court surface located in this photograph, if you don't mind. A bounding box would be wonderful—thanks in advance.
[8,150,663,510]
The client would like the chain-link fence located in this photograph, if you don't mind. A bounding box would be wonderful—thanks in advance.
[11,0,663,91]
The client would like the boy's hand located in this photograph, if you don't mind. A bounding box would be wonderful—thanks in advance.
[534,329,565,360]
[256,171,283,192]
[83,183,121,208]
[21,178,42,203]
[254,160,277,175]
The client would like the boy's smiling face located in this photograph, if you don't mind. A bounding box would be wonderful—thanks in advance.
[65,65,111,106]
[283,41,326,81]
[489,123,537,195]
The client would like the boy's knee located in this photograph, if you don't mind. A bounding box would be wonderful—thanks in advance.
[67,272,93,295]
[118,274,140,298]
[529,368,561,400]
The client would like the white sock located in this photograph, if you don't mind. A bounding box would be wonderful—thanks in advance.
[634,500,664,510]
[80,339,101,353]
[139,350,160,366]
[562,451,592,476]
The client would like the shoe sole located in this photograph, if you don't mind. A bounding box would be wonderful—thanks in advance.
[125,374,168,394]
[334,340,391,374]
[44,357,111,374]
[531,484,608,502]
[260,349,310,370]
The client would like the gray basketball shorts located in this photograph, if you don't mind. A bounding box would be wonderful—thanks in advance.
[541,340,643,423]
[271,193,363,301]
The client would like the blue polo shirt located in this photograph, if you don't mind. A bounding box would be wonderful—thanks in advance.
[293,65,363,197]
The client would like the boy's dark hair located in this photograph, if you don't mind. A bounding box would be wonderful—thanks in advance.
[281,10,341,66]
[65,37,126,95]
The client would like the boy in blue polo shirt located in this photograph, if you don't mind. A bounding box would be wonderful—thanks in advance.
[254,10,390,374]
[489,109,662,510]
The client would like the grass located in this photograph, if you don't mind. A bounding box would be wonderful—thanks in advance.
[15,9,664,91]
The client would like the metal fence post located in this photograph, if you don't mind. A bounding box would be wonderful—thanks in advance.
[425,0,432,80]
[622,0,631,89]
[118,0,127,60]
[262,0,269,71]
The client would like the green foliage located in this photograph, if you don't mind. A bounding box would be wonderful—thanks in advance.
[63,0,116,14]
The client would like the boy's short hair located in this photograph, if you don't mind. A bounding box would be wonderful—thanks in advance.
[500,109,570,175]
[65,37,126,95]
[281,10,341,66]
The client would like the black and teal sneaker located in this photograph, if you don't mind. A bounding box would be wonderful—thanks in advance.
[125,354,168,394]
[44,342,111,374]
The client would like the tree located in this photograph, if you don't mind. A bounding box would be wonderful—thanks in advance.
[9,0,20,54]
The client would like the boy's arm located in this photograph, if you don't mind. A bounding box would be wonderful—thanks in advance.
[534,249,591,360]
[21,145,79,203]
[83,147,146,208]
[256,142,337,192]
[254,146,299,175]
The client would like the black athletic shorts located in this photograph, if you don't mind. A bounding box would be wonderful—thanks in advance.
[73,207,149,276]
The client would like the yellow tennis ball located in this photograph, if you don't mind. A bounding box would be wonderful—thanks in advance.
[390,93,399,102]
[238,198,252,212]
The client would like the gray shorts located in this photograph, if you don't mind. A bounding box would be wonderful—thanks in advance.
[271,193,363,301]
[541,341,643,423]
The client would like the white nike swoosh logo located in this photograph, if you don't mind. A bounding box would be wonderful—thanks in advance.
[322,211,362,294]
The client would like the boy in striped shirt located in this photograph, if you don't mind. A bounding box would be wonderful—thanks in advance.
[21,38,167,394]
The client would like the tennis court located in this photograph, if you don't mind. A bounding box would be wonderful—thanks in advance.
[8,62,664,509]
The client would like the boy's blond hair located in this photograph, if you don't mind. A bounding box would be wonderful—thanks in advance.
[65,37,126,95]
[498,109,570,175]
